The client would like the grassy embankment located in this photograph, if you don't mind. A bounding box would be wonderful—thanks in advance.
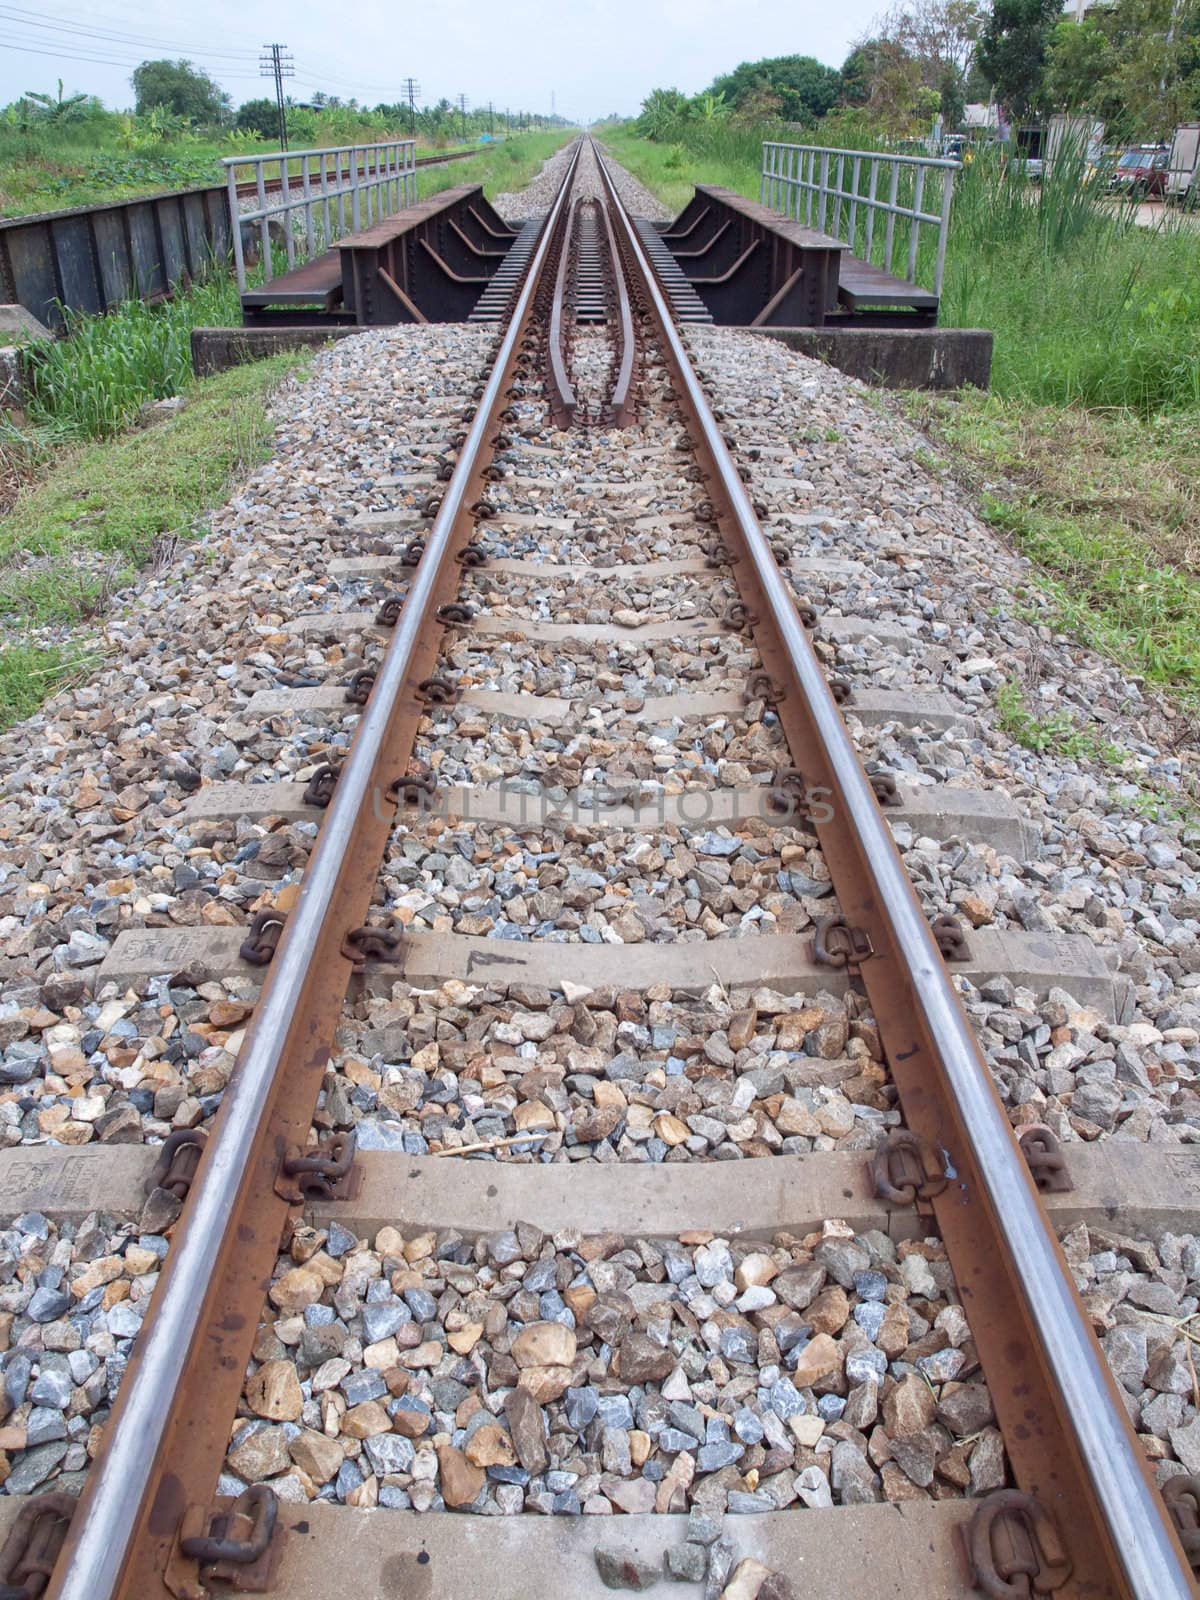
[0,129,574,726]
[602,121,1200,728]
[0,109,521,217]
[0,352,305,726]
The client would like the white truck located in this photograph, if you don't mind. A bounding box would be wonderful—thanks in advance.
[1045,114,1106,170]
[1167,123,1200,202]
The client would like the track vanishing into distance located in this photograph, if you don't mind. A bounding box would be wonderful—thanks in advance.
[0,136,1197,1600]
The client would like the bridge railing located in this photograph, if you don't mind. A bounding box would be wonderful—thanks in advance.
[761,141,960,296]
[223,139,417,292]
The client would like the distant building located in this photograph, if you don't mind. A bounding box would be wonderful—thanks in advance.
[964,102,1005,134]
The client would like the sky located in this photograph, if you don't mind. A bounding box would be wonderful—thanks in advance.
[1,0,886,123]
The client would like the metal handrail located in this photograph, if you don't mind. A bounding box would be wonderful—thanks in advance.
[223,139,417,292]
[602,141,1193,1600]
[761,139,958,297]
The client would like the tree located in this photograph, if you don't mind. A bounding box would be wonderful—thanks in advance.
[855,1,986,128]
[840,41,882,104]
[937,62,967,125]
[236,98,281,139]
[636,87,692,138]
[874,0,986,77]
[1038,0,1200,137]
[20,80,101,123]
[131,59,230,123]
[708,56,843,123]
[1044,14,1118,115]
[840,38,935,130]
[976,0,1064,120]
[689,91,729,121]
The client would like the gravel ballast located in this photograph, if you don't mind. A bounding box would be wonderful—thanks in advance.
[0,145,1197,1524]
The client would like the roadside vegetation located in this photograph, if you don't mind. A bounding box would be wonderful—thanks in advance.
[0,96,570,727]
[4,129,569,447]
[601,12,1200,716]
[1,64,568,218]
[0,353,306,728]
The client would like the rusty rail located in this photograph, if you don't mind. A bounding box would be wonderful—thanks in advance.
[546,182,637,430]
[26,131,1196,1600]
[598,143,1194,1600]
[546,199,578,428]
[41,136,582,1600]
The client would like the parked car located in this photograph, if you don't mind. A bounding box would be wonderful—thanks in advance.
[1108,147,1171,196]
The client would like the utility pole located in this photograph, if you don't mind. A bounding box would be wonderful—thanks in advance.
[488,100,494,136]
[457,93,469,140]
[259,42,294,151]
[402,76,420,136]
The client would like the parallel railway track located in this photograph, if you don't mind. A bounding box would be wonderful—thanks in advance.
[0,136,1194,1600]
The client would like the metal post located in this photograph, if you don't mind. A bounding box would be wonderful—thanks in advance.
[301,154,313,259]
[885,159,899,273]
[935,164,954,296]
[320,150,331,251]
[848,155,861,252]
[908,164,925,282]
[255,158,271,283]
[279,155,294,270]
[818,150,829,232]
[865,159,878,263]
[227,160,246,293]
[351,146,361,234]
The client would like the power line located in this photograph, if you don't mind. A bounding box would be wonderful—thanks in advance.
[0,4,261,64]
[3,38,145,66]
[289,59,417,99]
[0,38,261,74]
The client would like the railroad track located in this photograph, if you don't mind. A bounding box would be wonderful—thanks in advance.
[0,136,1195,1600]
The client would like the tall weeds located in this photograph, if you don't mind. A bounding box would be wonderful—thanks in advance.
[607,117,1200,416]
[20,275,242,437]
[942,142,1200,412]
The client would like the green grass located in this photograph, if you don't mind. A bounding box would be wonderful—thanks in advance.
[0,351,306,727]
[414,130,573,203]
[0,121,570,218]
[601,122,767,215]
[0,642,96,725]
[909,392,1200,704]
[995,677,1126,763]
[603,118,1200,716]
[19,275,243,437]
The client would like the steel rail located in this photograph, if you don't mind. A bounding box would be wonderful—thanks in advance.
[546,197,578,429]
[597,193,636,427]
[598,142,1195,1600]
[45,138,584,1600]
